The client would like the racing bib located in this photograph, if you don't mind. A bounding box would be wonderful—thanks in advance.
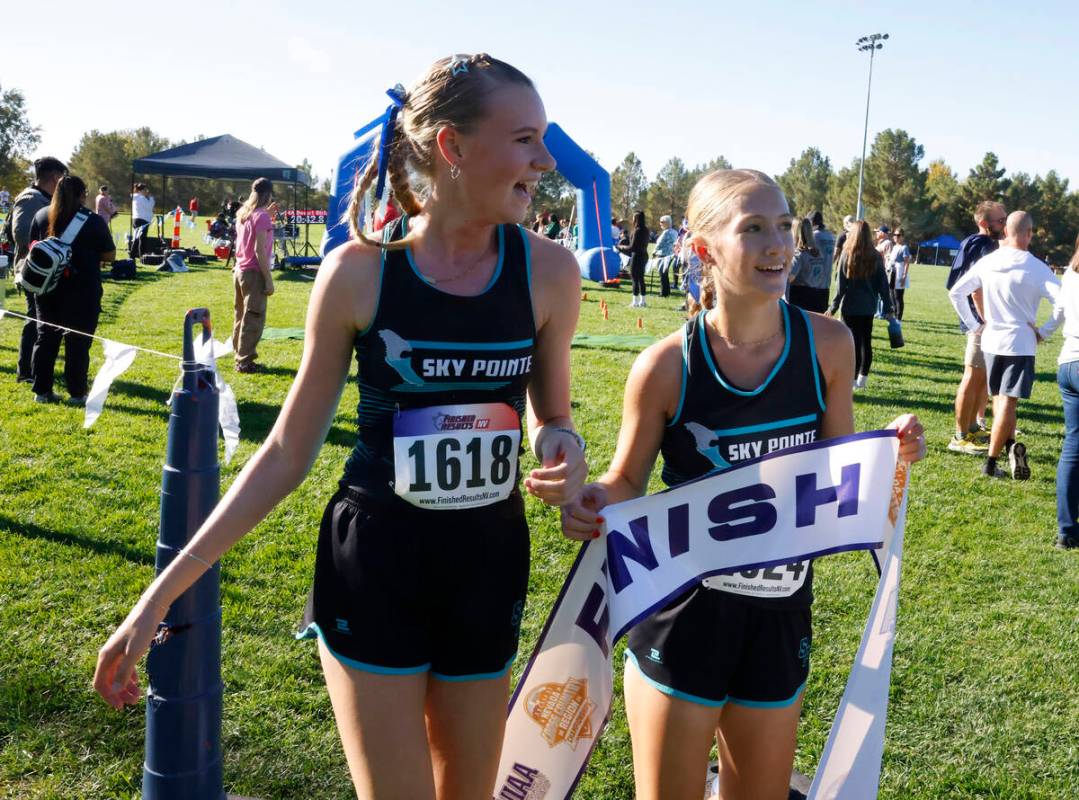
[703,560,809,598]
[393,402,521,510]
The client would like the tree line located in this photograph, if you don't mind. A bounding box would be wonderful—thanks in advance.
[536,130,1079,267]
[0,83,330,220]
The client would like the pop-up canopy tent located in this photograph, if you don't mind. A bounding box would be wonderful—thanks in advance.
[130,134,314,261]
[133,134,309,184]
[916,234,962,266]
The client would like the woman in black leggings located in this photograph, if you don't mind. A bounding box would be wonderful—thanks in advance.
[619,210,650,307]
[829,220,894,390]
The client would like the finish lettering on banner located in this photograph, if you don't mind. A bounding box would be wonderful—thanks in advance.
[495,430,908,800]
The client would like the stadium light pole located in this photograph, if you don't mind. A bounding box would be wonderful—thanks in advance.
[855,33,888,221]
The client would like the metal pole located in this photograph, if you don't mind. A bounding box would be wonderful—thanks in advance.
[855,44,875,221]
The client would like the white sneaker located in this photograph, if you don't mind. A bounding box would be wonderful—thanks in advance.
[855,374,868,389]
[639,298,647,308]
[629,295,638,307]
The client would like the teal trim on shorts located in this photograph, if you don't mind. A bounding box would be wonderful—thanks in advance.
[296,622,431,675]
[727,679,806,709]
[624,649,727,708]
[430,652,517,683]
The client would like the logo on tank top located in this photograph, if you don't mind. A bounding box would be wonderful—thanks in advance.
[685,416,819,470]
[378,328,533,392]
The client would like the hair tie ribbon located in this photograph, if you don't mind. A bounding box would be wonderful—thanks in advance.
[373,84,406,215]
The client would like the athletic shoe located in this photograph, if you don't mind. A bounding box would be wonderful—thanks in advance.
[34,392,61,404]
[235,362,264,374]
[983,463,1009,479]
[639,298,647,308]
[16,374,33,385]
[855,374,868,389]
[947,434,988,455]
[1055,535,1079,549]
[1009,442,1031,480]
[969,427,990,445]
[67,396,87,407]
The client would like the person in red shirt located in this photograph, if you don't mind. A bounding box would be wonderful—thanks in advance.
[188,196,200,228]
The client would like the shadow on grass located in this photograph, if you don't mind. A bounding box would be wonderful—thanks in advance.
[856,390,1064,426]
[0,514,155,567]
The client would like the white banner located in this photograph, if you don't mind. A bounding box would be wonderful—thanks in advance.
[83,340,137,428]
[496,430,908,800]
[806,462,909,800]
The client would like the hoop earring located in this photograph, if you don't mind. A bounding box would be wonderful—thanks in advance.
[449,164,461,180]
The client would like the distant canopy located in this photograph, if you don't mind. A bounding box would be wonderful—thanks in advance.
[132,134,310,185]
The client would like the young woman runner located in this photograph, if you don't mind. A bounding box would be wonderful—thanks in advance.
[561,169,925,800]
[94,53,587,799]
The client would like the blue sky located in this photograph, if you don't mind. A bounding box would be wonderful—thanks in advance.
[5,0,1078,191]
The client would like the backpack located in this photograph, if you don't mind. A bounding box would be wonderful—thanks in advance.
[14,210,90,296]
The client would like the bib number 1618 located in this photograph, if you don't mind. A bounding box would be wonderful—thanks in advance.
[406,434,515,492]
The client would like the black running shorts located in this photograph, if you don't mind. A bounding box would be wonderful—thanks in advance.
[625,584,811,707]
[299,485,530,680]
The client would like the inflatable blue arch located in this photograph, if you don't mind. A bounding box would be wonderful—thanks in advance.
[322,113,620,283]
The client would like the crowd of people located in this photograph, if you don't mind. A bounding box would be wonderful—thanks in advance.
[0,49,1071,800]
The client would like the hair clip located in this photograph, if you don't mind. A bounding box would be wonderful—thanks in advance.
[450,56,469,77]
[385,83,406,108]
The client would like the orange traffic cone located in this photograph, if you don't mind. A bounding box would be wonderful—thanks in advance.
[603,306,610,320]
[582,292,588,302]
[636,317,643,329]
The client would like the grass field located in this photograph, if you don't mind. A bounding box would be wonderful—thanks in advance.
[1,249,1077,799]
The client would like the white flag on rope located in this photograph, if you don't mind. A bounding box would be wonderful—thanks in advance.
[83,340,137,428]
[495,430,909,800]
[193,337,241,463]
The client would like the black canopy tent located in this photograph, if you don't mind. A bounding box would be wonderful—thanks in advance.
[129,134,311,256]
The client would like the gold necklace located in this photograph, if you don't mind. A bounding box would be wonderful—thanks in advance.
[417,240,495,285]
[706,311,783,347]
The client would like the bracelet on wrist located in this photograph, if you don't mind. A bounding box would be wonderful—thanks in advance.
[534,425,586,460]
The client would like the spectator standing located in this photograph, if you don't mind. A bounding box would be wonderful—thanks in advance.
[788,216,828,312]
[188,195,200,228]
[619,210,650,307]
[890,228,912,319]
[875,225,895,317]
[947,201,1007,454]
[10,156,67,385]
[28,175,115,404]
[948,211,1058,480]
[1037,233,1079,548]
[829,220,894,389]
[232,178,276,373]
[543,212,559,240]
[95,186,117,231]
[834,214,855,266]
[652,214,678,297]
[0,187,10,214]
[130,183,155,258]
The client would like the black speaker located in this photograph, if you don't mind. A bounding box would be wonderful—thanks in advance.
[111,259,137,279]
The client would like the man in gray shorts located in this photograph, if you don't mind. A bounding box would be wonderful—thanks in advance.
[948,211,1059,479]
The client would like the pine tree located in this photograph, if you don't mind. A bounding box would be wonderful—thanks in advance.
[776,147,832,218]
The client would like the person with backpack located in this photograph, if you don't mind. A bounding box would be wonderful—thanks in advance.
[8,157,67,385]
[27,175,115,404]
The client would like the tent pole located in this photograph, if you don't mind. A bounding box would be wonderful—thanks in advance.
[128,167,134,254]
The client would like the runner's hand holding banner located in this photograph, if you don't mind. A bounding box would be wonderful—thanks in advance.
[496,430,910,800]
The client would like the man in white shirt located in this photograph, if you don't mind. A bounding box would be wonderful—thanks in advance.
[130,183,155,258]
[948,211,1059,479]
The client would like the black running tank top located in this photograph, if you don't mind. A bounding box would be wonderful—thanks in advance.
[342,219,536,507]
[659,301,827,606]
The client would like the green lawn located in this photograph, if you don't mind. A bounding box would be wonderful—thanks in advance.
[1,259,1076,799]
